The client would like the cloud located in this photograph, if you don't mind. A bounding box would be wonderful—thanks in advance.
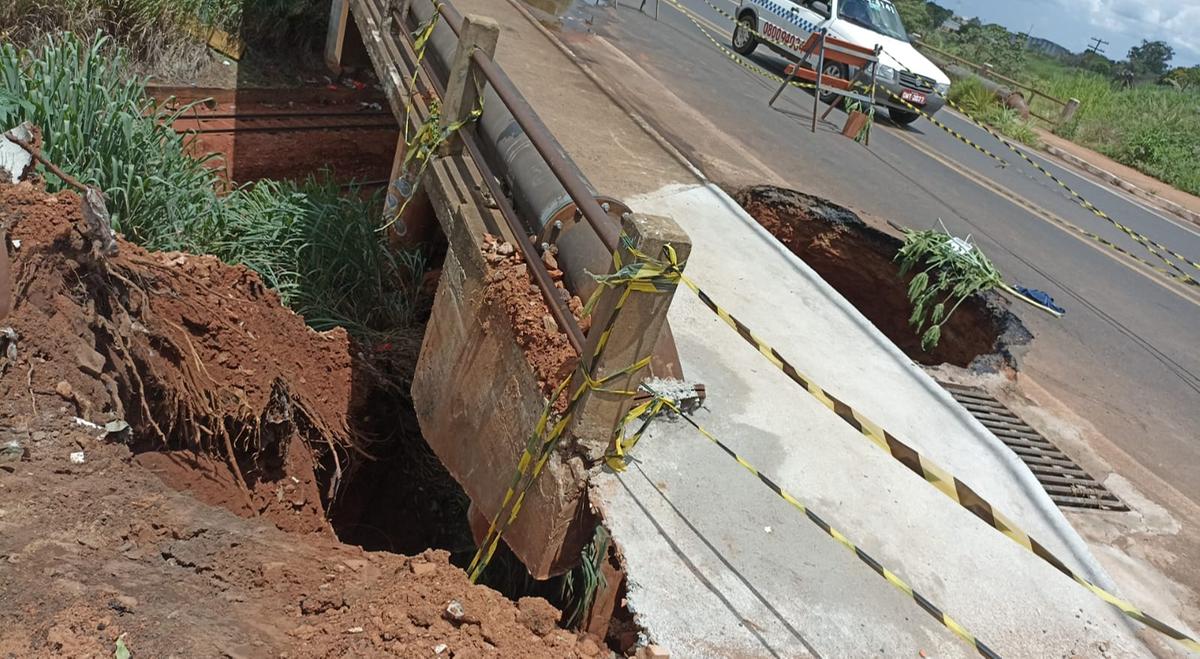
[968,0,1200,64]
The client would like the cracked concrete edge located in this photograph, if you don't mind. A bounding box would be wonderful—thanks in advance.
[690,180,1122,594]
[1037,142,1200,228]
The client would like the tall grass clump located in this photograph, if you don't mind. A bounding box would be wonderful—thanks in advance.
[0,34,222,246]
[0,34,427,338]
[0,0,330,77]
[0,0,240,76]
[945,75,1042,148]
[1039,73,1200,195]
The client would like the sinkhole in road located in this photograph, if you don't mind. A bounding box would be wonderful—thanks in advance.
[736,185,1031,370]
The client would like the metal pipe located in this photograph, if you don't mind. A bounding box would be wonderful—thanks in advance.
[412,0,617,250]
[471,52,620,252]
[399,0,585,353]
[465,135,587,353]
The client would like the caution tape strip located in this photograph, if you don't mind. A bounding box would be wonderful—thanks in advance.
[665,0,1200,289]
[660,0,818,91]
[650,395,1000,658]
[465,238,682,581]
[658,272,1200,653]
[637,3,1200,649]
[934,94,1200,280]
[683,0,1012,168]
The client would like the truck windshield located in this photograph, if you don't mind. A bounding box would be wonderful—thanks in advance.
[838,0,909,41]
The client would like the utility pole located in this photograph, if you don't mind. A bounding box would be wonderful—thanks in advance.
[1086,37,1109,56]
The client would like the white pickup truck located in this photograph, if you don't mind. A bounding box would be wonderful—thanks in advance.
[731,0,950,125]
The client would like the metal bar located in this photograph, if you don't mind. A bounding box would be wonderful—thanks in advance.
[399,1,586,354]
[467,134,587,353]
[471,51,620,252]
[812,30,827,134]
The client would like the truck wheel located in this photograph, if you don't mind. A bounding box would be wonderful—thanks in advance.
[732,15,757,55]
[889,108,922,126]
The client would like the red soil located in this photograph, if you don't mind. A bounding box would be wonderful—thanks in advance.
[0,181,595,657]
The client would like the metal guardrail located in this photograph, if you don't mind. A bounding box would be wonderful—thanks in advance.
[373,0,635,354]
[914,39,1080,124]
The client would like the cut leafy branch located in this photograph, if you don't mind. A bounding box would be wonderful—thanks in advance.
[897,225,1062,350]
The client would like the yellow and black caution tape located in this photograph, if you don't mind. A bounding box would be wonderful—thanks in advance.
[466,237,683,581]
[659,0,1199,289]
[644,393,1000,658]
[637,5,1198,647]
[935,94,1200,281]
[654,272,1200,653]
[679,0,1012,168]
[660,0,817,91]
[869,71,1200,288]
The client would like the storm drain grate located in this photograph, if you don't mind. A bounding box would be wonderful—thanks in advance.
[939,382,1128,512]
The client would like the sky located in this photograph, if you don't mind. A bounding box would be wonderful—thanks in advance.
[941,0,1200,67]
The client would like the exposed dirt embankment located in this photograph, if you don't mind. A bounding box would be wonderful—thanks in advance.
[481,235,584,400]
[737,185,1031,370]
[0,181,591,657]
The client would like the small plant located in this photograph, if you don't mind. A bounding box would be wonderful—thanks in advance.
[897,227,1004,351]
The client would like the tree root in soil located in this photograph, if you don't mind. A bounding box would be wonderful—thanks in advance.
[0,180,362,526]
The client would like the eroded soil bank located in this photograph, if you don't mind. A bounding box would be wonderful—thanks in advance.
[0,181,602,657]
[736,185,1032,370]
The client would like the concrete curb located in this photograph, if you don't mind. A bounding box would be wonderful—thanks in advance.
[509,0,1119,592]
[1038,142,1200,228]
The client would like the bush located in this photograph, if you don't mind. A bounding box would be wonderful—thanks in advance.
[0,34,425,338]
[945,76,1042,148]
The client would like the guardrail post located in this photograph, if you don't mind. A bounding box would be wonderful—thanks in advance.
[324,0,351,73]
[1060,97,1081,124]
[570,213,691,463]
[442,14,499,155]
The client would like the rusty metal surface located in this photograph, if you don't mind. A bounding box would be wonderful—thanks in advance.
[372,0,684,370]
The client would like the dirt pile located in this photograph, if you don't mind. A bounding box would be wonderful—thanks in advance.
[481,235,584,398]
[737,185,1031,370]
[0,180,356,533]
[0,181,592,657]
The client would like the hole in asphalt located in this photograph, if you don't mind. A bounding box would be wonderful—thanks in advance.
[735,184,1031,370]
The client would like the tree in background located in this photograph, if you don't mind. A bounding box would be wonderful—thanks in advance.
[1127,39,1175,77]
[954,20,1027,75]
[1161,66,1200,91]
[1074,50,1116,77]
[893,0,955,37]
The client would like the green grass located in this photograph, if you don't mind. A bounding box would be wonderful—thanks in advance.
[946,76,1043,148]
[0,34,426,339]
[929,42,1200,196]
[1031,70,1200,195]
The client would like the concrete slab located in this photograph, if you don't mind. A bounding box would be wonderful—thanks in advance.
[591,182,1168,657]
[448,0,695,198]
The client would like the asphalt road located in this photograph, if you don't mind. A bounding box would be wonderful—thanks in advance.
[570,0,1200,505]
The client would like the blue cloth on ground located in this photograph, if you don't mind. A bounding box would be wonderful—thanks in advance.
[1015,286,1065,315]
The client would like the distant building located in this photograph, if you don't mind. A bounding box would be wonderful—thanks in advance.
[940,15,963,32]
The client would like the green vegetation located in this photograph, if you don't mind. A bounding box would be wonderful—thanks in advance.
[0,34,425,339]
[945,77,1041,148]
[0,0,328,76]
[894,0,1200,196]
[897,228,1005,351]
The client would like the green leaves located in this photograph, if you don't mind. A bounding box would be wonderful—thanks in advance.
[897,228,1003,351]
[1,34,427,343]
